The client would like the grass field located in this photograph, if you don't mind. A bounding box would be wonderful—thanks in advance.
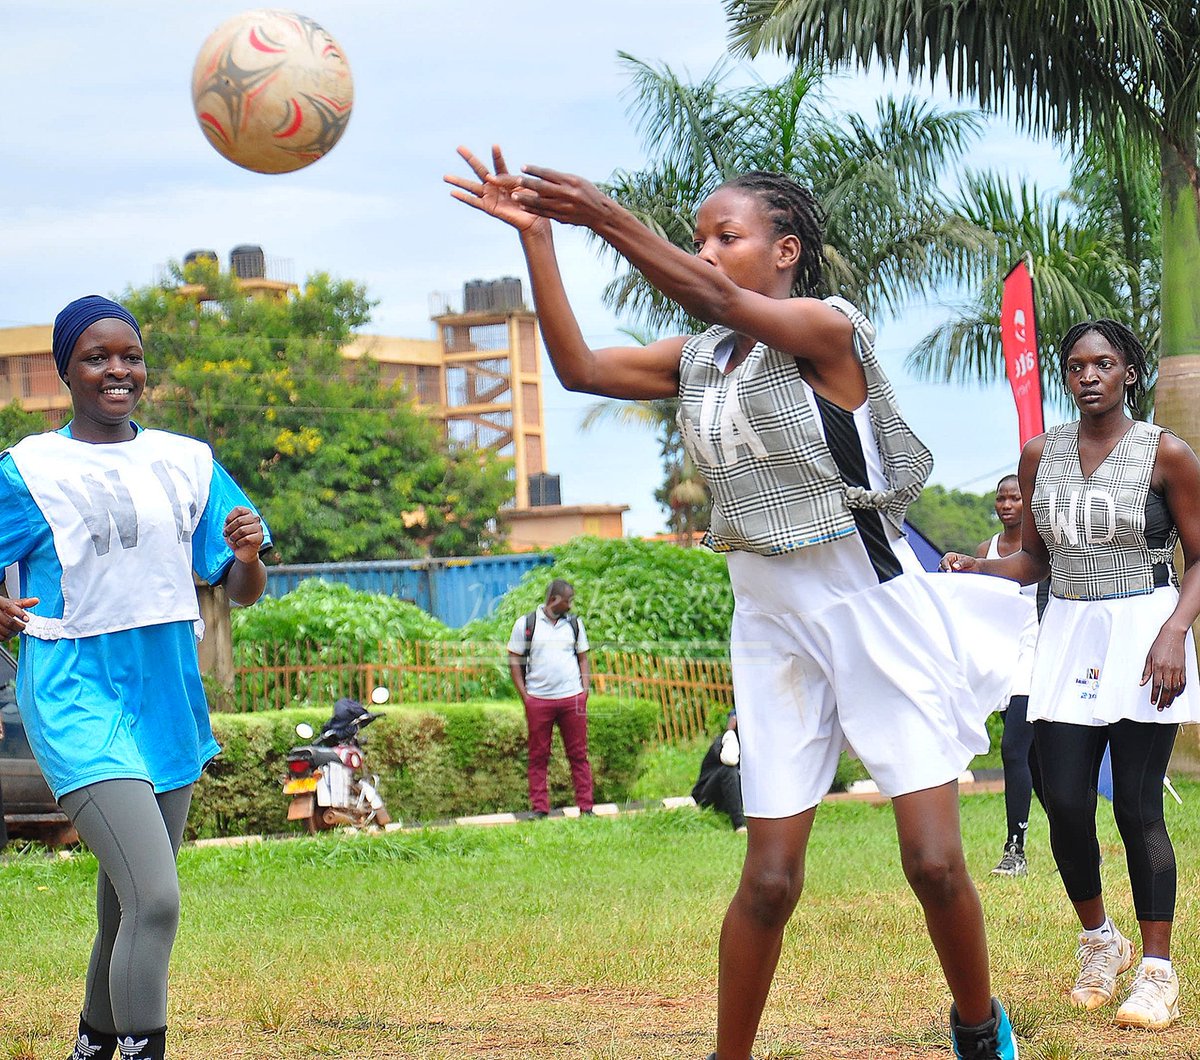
[3,784,1200,1059]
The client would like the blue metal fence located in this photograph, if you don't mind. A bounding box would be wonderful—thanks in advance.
[265,525,939,628]
[263,553,555,627]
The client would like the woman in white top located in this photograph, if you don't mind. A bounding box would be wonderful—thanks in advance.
[974,474,1044,878]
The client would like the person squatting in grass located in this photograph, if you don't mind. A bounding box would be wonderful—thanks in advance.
[943,320,1200,1031]
[975,474,1046,879]
[0,296,272,1060]
[447,145,1032,1060]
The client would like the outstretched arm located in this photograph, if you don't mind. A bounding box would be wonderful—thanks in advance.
[504,161,855,374]
[942,438,1050,584]
[446,146,681,399]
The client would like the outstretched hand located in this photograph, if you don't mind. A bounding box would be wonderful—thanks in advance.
[445,146,541,232]
[447,145,614,232]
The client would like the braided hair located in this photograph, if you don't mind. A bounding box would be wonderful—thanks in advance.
[1058,319,1149,416]
[717,171,826,298]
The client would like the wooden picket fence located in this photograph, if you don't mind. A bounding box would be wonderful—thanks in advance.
[229,640,733,744]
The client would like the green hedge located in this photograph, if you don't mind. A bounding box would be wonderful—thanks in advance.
[190,695,659,839]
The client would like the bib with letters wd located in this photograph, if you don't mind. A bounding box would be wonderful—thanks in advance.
[1031,420,1174,601]
[6,428,213,639]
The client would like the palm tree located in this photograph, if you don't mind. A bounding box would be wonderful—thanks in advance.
[580,397,710,545]
[600,55,991,334]
[908,136,1160,419]
[724,0,1200,449]
[578,323,710,543]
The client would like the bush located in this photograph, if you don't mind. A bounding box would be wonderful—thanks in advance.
[190,695,659,838]
[462,536,733,650]
[232,578,451,653]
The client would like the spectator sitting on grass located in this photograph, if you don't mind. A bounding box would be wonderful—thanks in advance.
[692,710,746,832]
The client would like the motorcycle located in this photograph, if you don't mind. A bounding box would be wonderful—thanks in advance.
[282,688,391,833]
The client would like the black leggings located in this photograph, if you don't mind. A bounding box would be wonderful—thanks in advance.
[1000,695,1044,848]
[1034,720,1178,922]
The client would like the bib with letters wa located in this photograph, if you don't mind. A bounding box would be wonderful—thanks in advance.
[6,428,213,639]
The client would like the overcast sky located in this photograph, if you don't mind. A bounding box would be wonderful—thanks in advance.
[2,2,1070,537]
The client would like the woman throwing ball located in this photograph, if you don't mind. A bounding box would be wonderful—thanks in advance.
[448,146,1030,1060]
[943,320,1200,1030]
[0,296,271,1060]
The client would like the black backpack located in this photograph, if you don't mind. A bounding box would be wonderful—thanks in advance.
[521,609,582,678]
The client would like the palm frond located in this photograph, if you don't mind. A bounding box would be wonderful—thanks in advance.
[723,0,1183,145]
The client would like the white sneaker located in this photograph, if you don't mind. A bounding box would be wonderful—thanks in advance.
[1115,964,1180,1030]
[990,841,1028,877]
[1070,928,1135,1009]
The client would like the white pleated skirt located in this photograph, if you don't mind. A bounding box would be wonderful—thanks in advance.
[1028,587,1200,726]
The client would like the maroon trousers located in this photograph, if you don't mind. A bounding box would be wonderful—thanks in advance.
[524,692,593,813]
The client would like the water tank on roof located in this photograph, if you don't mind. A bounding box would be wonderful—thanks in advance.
[492,276,524,311]
[183,249,219,269]
[230,244,266,279]
[463,279,489,312]
[528,472,561,507]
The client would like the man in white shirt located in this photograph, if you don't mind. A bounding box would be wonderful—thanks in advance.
[507,579,593,816]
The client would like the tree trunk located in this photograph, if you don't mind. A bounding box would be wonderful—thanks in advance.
[1154,127,1200,775]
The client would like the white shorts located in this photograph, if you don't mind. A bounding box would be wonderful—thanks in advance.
[728,538,1033,817]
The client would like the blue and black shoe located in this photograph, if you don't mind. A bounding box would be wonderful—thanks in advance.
[949,997,1018,1060]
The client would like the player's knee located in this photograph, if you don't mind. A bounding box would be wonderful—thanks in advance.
[902,847,965,904]
[139,878,182,938]
[738,863,803,927]
[1041,784,1091,823]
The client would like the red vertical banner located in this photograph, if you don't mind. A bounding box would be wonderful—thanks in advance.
[1000,259,1044,446]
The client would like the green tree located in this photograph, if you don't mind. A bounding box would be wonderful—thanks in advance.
[907,484,998,555]
[124,261,513,562]
[725,0,1200,450]
[600,55,990,334]
[0,401,48,451]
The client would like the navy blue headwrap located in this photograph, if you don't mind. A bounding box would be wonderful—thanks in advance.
[52,295,142,380]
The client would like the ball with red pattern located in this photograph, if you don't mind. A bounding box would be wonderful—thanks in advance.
[191,9,353,174]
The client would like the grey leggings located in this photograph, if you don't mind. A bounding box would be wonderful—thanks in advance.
[58,779,192,1034]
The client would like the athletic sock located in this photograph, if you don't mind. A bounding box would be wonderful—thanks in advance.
[1081,917,1114,942]
[71,1016,117,1060]
[113,1027,166,1060]
[1143,956,1173,975]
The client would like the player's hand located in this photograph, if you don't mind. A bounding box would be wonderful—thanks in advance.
[939,552,978,573]
[510,164,613,229]
[446,145,544,233]
[0,596,39,638]
[224,507,265,564]
[1141,626,1188,711]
